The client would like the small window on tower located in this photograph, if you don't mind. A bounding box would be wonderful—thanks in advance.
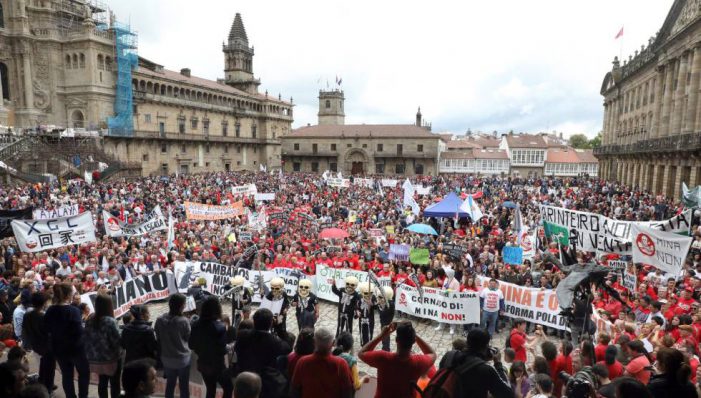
[325,100,331,109]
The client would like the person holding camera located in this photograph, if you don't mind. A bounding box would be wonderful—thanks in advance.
[442,328,514,398]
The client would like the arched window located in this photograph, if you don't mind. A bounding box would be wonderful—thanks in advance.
[65,55,71,69]
[72,54,78,69]
[325,100,331,109]
[105,57,112,72]
[79,53,85,68]
[97,54,104,70]
[71,110,85,128]
[0,3,4,29]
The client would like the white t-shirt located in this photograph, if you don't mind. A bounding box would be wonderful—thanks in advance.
[480,288,504,313]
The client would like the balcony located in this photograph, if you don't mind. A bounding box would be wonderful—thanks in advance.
[594,133,701,156]
[129,130,275,145]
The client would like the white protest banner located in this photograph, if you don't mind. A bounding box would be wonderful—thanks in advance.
[231,184,257,196]
[254,193,275,201]
[247,210,267,231]
[477,276,568,330]
[102,206,167,238]
[32,204,80,220]
[381,179,398,187]
[327,178,350,188]
[631,223,692,276]
[12,212,96,252]
[395,284,480,324]
[520,231,536,261]
[539,205,691,255]
[623,267,637,292]
[416,186,432,195]
[314,264,391,302]
[184,201,244,220]
[607,260,628,271]
[81,271,174,318]
[590,306,616,339]
[353,178,374,188]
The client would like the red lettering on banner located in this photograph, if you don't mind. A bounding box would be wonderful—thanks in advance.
[536,291,545,308]
[441,312,465,321]
[522,290,532,306]
[548,294,559,311]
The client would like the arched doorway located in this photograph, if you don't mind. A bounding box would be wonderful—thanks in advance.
[344,148,369,175]
[0,62,9,101]
[71,110,84,128]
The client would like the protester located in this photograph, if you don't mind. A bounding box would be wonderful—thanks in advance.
[83,294,122,398]
[121,358,157,398]
[647,348,697,398]
[287,327,314,379]
[509,360,531,398]
[21,292,54,392]
[291,327,353,398]
[358,321,436,398]
[120,304,158,363]
[154,293,191,398]
[333,331,369,391]
[234,372,263,398]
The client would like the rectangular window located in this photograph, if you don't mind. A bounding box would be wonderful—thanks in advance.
[161,164,168,175]
[397,144,403,156]
[161,144,167,153]
[362,144,367,148]
[252,125,257,138]
[311,162,319,172]
[330,162,337,172]
[178,119,185,134]
[347,144,352,148]
[181,145,186,153]
[377,144,383,152]
[293,162,301,172]
[312,144,318,154]
[222,124,228,136]
[375,163,385,174]
[235,123,241,137]
[205,144,210,153]
[159,122,165,136]
[205,162,210,167]
[395,163,405,174]
[224,145,229,153]
[203,120,209,134]
[144,114,151,123]
[331,144,337,151]
[417,144,423,152]
[294,143,300,151]
[236,146,241,153]
[191,118,198,129]
[142,154,149,162]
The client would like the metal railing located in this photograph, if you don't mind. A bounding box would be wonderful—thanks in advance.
[594,133,701,155]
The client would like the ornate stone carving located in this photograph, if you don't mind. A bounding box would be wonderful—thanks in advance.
[32,80,51,111]
[671,0,701,36]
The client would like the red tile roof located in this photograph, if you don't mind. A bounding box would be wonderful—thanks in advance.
[546,148,598,163]
[289,124,438,138]
[505,134,547,148]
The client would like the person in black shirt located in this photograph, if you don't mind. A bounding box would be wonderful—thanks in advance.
[377,286,395,352]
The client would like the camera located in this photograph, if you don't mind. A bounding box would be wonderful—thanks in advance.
[26,373,40,385]
[559,368,598,398]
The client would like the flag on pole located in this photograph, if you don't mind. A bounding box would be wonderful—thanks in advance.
[615,26,624,39]
[513,204,524,244]
[402,179,420,216]
[459,194,483,222]
[167,212,175,250]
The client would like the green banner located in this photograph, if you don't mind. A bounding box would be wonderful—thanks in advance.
[409,248,430,265]
[543,221,569,246]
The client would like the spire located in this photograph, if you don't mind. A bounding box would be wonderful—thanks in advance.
[416,107,422,127]
[228,13,248,44]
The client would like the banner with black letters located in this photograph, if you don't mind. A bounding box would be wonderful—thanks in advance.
[102,206,167,238]
[12,212,97,252]
[395,284,480,324]
[0,208,33,238]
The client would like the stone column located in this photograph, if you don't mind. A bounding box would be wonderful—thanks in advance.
[603,103,610,138]
[651,69,665,138]
[651,164,660,194]
[691,165,699,187]
[671,53,689,136]
[662,162,672,196]
[0,66,4,108]
[660,60,676,137]
[685,46,701,133]
[22,54,34,110]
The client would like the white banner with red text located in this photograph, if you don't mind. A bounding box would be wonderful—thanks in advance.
[395,283,480,324]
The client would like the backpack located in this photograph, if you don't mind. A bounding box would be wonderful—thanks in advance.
[421,355,484,398]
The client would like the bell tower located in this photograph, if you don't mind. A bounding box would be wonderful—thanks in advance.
[223,13,260,94]
[318,89,345,125]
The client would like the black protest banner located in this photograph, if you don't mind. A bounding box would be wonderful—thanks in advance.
[82,272,174,318]
[442,243,469,260]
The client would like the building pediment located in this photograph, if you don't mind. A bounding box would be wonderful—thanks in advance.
[670,0,701,36]
[65,97,88,109]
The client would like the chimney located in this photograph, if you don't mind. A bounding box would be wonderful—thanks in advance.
[180,68,191,77]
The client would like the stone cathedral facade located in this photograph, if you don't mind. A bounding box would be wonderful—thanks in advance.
[0,0,291,176]
[597,0,701,198]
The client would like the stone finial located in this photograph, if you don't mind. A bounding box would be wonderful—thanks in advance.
[265,90,268,97]
[634,50,639,57]
[613,56,620,68]
[290,96,293,103]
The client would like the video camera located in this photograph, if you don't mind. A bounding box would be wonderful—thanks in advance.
[558,367,599,398]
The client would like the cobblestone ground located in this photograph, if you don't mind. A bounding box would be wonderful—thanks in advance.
[33,299,554,397]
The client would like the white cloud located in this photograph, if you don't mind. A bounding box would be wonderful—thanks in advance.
[105,0,675,137]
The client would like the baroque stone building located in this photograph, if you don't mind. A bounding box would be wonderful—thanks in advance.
[0,0,291,176]
[596,0,701,197]
[281,91,440,175]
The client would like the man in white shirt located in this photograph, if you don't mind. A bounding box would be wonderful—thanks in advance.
[480,278,504,336]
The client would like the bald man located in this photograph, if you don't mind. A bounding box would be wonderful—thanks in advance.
[233,372,261,398]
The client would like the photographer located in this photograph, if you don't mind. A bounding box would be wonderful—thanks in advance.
[443,328,514,398]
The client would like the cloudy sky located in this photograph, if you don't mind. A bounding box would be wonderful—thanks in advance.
[108,0,674,138]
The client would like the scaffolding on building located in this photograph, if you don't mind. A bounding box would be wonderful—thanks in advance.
[107,21,138,137]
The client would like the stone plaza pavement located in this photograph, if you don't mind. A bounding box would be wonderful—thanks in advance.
[33,299,529,397]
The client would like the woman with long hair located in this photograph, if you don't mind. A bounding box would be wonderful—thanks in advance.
[647,348,697,398]
[189,296,233,398]
[333,331,368,392]
[287,327,314,378]
[508,361,530,398]
[84,294,122,398]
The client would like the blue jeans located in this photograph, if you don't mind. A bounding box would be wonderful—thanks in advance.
[164,362,191,398]
[481,310,499,336]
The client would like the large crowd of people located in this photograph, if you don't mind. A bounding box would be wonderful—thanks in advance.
[0,170,699,398]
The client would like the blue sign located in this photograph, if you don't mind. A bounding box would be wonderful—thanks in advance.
[503,246,523,265]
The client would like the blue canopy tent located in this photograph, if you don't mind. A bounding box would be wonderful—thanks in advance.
[423,192,470,218]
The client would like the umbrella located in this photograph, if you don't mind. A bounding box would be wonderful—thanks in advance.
[406,223,438,235]
[319,228,349,239]
[502,201,518,209]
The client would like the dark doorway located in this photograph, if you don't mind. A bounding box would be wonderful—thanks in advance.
[0,63,9,101]
[351,161,363,175]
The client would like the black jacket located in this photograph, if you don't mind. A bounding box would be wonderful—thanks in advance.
[448,351,514,398]
[234,329,291,375]
[189,319,228,374]
[22,310,51,356]
[120,320,158,363]
[647,374,698,398]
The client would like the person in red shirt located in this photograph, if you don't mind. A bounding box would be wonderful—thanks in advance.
[594,333,611,362]
[358,321,436,398]
[676,288,696,315]
[542,340,565,396]
[291,328,353,398]
[509,319,528,363]
[596,345,624,380]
